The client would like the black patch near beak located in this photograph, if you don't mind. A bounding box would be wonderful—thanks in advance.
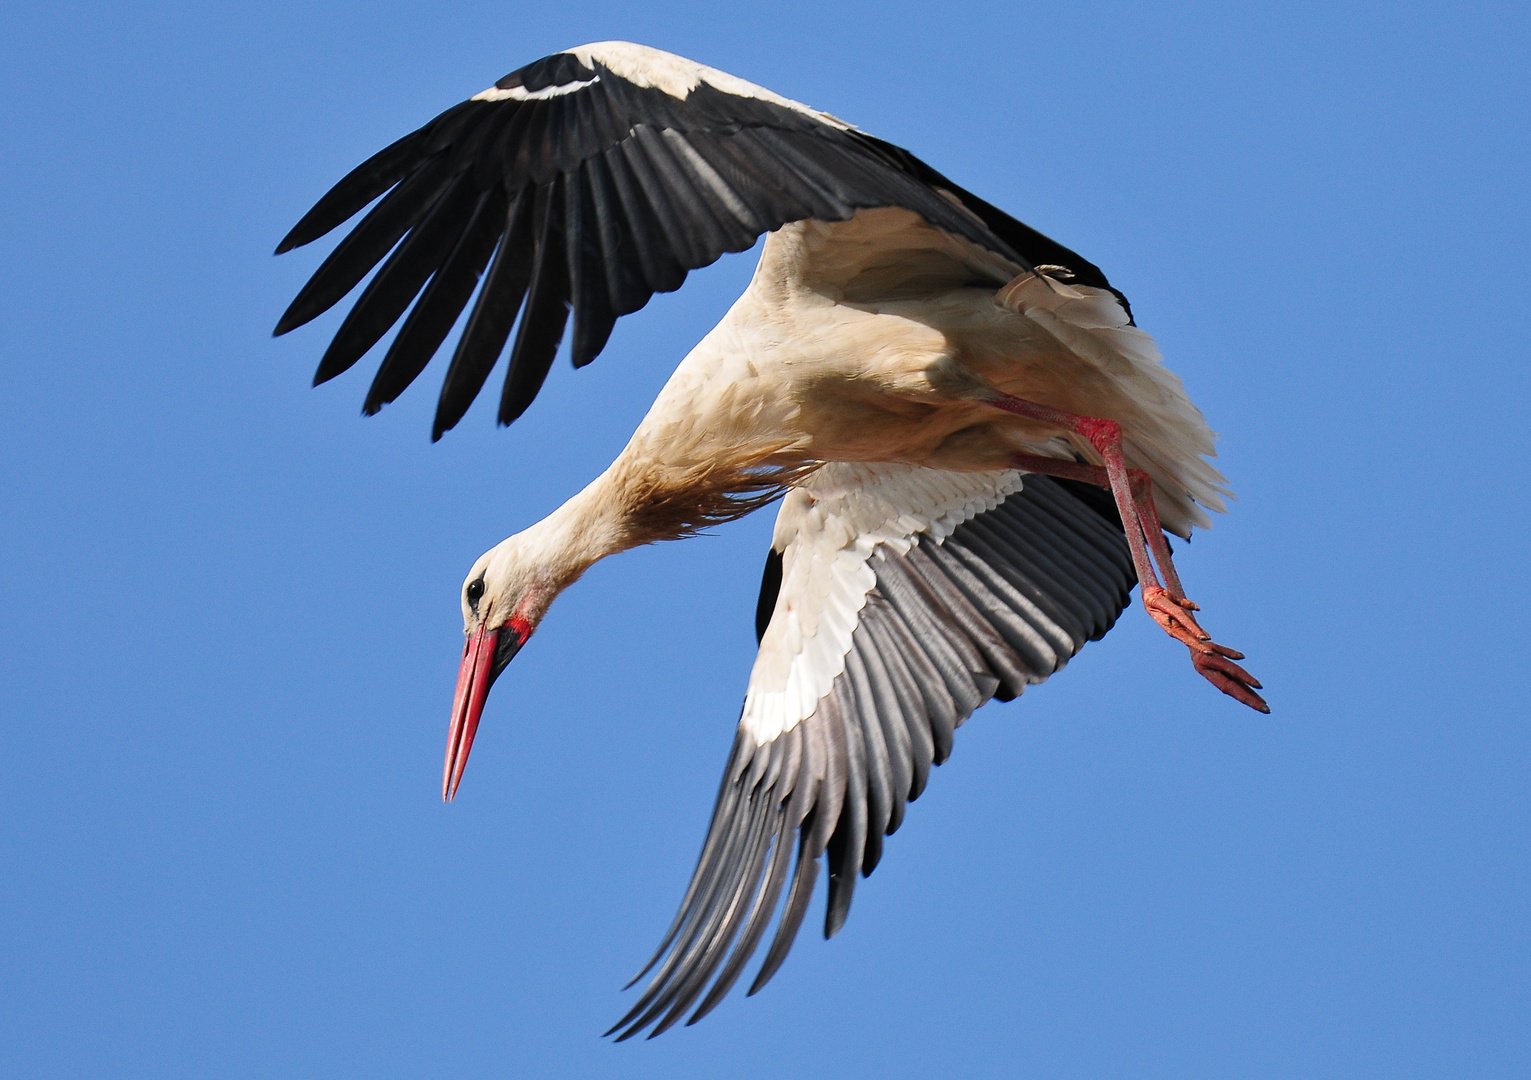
[489,622,527,686]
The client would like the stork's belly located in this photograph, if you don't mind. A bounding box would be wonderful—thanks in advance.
[771,290,1139,468]
[633,281,1224,537]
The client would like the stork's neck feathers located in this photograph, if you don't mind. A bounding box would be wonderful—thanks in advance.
[507,335,816,622]
[511,449,805,608]
[571,339,817,552]
[511,471,632,595]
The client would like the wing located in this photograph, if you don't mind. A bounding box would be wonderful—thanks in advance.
[607,464,1134,1039]
[273,42,1115,439]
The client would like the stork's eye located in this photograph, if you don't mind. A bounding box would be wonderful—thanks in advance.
[466,579,485,606]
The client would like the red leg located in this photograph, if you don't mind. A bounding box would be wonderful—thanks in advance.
[997,403,1268,713]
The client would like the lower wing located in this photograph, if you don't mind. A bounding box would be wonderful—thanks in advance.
[609,463,1134,1038]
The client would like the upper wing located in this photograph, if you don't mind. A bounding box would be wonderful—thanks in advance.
[273,42,1115,439]
[608,463,1134,1039]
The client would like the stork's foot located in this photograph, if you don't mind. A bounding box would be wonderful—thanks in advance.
[1191,644,1269,713]
[996,403,1271,714]
[1141,584,1207,649]
[1141,585,1267,711]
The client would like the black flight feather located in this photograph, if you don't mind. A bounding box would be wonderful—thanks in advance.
[430,188,536,439]
[499,178,570,425]
[363,185,507,414]
[311,170,479,385]
[274,153,454,336]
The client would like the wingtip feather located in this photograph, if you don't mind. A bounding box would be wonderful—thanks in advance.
[272,310,304,338]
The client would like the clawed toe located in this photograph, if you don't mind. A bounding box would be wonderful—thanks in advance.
[1192,647,1269,713]
[1142,587,1268,712]
[1192,647,1261,690]
[1142,585,1210,649]
[1202,640,1246,662]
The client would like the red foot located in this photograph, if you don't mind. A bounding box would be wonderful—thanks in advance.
[1142,586,1268,713]
[1141,584,1206,648]
[1192,646,1269,713]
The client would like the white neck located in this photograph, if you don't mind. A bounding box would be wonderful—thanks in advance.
[511,469,634,603]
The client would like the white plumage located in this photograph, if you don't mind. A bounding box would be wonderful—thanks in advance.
[744,464,1026,746]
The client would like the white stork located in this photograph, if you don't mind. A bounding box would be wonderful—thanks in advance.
[274,42,1266,1038]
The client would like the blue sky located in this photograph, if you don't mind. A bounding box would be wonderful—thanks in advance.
[2,2,1527,1076]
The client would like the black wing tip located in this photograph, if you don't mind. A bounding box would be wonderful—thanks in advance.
[570,338,607,370]
[824,886,851,939]
[496,400,532,428]
[312,347,355,387]
[684,987,731,1027]
[275,209,347,258]
[619,969,647,993]
[430,400,454,440]
[432,395,474,439]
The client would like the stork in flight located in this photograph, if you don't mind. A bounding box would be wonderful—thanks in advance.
[275,42,1266,1038]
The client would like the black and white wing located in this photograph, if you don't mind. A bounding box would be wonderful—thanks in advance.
[608,463,1135,1039]
[273,41,1116,439]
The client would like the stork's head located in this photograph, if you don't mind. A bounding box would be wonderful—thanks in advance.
[438,475,623,801]
[441,529,563,801]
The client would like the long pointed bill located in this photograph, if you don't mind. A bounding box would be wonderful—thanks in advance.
[443,626,498,802]
[442,616,531,801]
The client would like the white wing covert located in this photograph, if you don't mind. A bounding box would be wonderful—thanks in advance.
[609,464,1135,1039]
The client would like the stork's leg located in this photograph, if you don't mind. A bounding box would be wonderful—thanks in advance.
[989,396,1267,713]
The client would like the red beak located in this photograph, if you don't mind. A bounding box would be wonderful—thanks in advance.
[443,625,498,802]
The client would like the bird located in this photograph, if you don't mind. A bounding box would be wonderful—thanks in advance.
[273,41,1267,1039]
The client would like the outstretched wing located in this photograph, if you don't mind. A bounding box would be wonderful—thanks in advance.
[274,42,1114,439]
[608,464,1134,1039]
